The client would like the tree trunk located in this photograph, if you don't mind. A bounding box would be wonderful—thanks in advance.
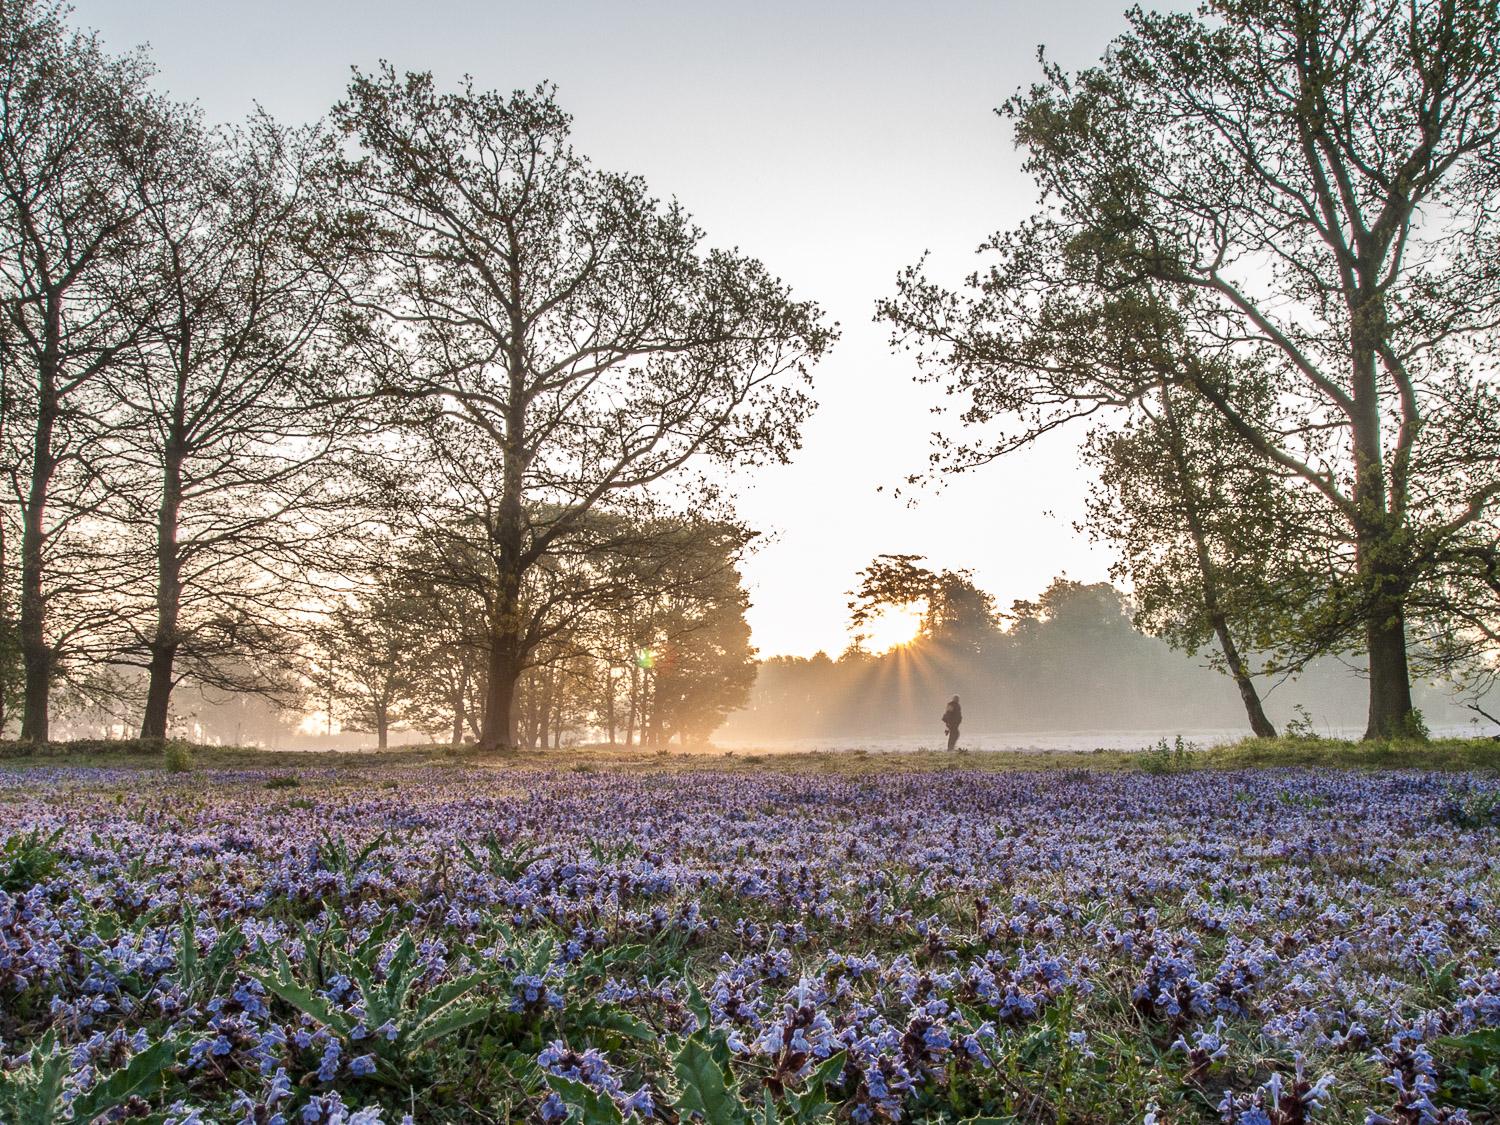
[529,675,543,748]
[1350,297,1416,740]
[477,311,534,752]
[605,669,616,746]
[18,316,59,744]
[479,627,522,750]
[535,669,550,750]
[18,474,51,742]
[625,662,639,748]
[450,654,472,744]
[0,485,8,738]
[1364,579,1416,739]
[450,690,466,746]
[1209,613,1277,738]
[1159,384,1276,739]
[644,672,658,748]
[140,444,184,739]
[1355,497,1417,740]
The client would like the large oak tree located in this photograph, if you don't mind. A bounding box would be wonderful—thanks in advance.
[332,73,831,749]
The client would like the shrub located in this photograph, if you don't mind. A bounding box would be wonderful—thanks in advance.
[1398,708,1431,742]
[264,774,300,790]
[162,742,194,773]
[1138,735,1195,774]
[1284,704,1319,740]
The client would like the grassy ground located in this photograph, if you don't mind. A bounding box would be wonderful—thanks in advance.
[2,732,1497,775]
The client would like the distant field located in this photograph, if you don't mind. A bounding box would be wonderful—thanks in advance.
[714,726,1489,755]
[2,731,1499,774]
[1,743,1498,1122]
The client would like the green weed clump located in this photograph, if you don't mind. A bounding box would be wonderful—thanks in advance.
[0,827,62,893]
[1439,787,1500,830]
[1439,1028,1500,1112]
[1137,735,1196,774]
[162,742,194,773]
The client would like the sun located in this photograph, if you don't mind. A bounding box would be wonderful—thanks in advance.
[859,602,925,653]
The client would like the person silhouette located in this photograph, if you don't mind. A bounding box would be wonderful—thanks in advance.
[942,695,962,751]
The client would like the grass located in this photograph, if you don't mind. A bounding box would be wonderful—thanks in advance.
[1,732,1496,776]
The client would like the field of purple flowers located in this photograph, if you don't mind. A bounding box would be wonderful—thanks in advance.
[1,762,1497,1124]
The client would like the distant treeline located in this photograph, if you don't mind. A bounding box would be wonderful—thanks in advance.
[721,577,1485,742]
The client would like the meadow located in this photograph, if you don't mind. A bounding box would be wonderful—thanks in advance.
[0,741,1497,1124]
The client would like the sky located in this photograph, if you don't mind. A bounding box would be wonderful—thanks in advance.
[73,0,1137,659]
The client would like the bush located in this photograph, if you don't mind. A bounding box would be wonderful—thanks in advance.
[162,742,194,773]
[1399,708,1431,741]
[1284,704,1319,740]
[1138,735,1195,774]
[1439,1029,1500,1112]
[264,774,300,790]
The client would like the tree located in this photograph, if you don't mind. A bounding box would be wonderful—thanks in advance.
[102,115,357,739]
[1004,578,1172,722]
[0,0,177,739]
[849,553,999,655]
[331,74,831,749]
[881,0,1500,739]
[396,540,488,746]
[312,570,424,750]
[624,521,757,746]
[1082,380,1288,737]
[0,564,20,733]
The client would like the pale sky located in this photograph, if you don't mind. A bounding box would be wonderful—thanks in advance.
[75,0,1134,658]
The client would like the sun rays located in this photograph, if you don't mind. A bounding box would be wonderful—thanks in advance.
[856,602,925,653]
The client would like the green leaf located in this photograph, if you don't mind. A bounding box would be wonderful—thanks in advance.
[571,1002,657,1044]
[1442,1027,1500,1062]
[682,977,711,1029]
[201,924,246,988]
[805,1049,845,1094]
[412,1001,491,1045]
[68,1038,179,1121]
[253,952,347,1034]
[787,1049,845,1121]
[358,908,400,954]
[177,902,197,986]
[548,1075,625,1125]
[415,969,490,1020]
[673,1035,746,1124]
[0,1031,69,1125]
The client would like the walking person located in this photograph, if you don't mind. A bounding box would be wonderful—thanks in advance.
[942,695,962,751]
